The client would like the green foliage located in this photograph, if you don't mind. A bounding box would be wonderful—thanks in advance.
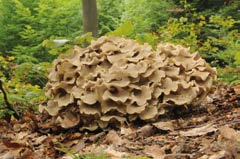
[106,0,239,83]
[0,54,46,117]
[106,21,134,37]
[218,66,240,84]
[0,0,92,118]
[5,80,45,112]
[42,37,73,56]
[179,0,240,31]
[156,0,240,84]
[120,0,175,34]
[0,0,82,63]
[35,0,82,38]
[13,62,50,87]
[0,0,83,119]
[74,33,95,47]
[42,33,94,56]
[97,0,122,35]
[0,0,33,54]
[167,1,239,84]
[0,54,15,79]
[98,0,175,36]
[0,78,46,116]
[158,6,240,68]
[0,107,14,119]
[135,32,160,49]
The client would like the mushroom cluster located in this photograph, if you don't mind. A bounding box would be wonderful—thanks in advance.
[40,36,216,131]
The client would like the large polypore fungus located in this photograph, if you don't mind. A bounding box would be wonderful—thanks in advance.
[40,36,217,131]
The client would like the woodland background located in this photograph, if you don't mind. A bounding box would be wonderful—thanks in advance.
[0,0,239,119]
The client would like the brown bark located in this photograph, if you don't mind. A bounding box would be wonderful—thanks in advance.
[82,0,98,37]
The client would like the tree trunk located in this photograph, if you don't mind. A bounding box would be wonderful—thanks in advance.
[82,0,98,37]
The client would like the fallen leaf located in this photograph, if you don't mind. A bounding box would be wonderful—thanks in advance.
[233,84,240,94]
[0,148,22,159]
[180,123,217,137]
[219,126,240,142]
[15,131,29,145]
[64,139,80,148]
[103,130,124,146]
[66,132,82,140]
[120,127,137,140]
[34,135,48,145]
[144,145,165,159]
[89,132,105,142]
[81,144,97,153]
[61,156,73,159]
[24,110,37,121]
[208,150,226,159]
[137,124,155,137]
[153,121,174,132]
[13,123,22,132]
[191,116,209,124]
[2,139,23,149]
[19,149,34,159]
[0,152,16,159]
[0,144,7,154]
[120,127,134,136]
[71,140,85,152]
[198,155,209,159]
[104,145,129,158]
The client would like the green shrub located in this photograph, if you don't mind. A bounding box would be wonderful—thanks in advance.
[157,1,240,83]
[0,78,46,117]
[0,0,82,64]
[0,54,46,117]
[158,15,239,67]
[98,0,175,36]
[218,66,240,84]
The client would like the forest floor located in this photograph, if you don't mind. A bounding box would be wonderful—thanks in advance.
[0,83,239,159]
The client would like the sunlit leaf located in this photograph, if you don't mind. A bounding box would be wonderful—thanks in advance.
[106,21,134,37]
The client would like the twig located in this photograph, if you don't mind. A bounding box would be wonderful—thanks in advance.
[0,80,20,121]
